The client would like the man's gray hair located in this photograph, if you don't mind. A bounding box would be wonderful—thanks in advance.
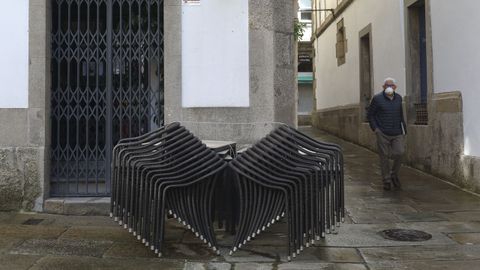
[383,77,397,85]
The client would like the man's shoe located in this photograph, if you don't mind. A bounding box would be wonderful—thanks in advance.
[391,174,402,190]
[383,182,392,191]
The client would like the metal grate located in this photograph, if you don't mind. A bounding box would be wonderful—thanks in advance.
[380,229,432,242]
[22,219,45,225]
[414,103,428,125]
[50,0,164,197]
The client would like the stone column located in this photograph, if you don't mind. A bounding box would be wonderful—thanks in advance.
[164,0,297,144]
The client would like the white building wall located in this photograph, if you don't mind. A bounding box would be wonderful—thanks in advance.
[326,0,337,10]
[298,0,312,42]
[0,0,29,108]
[314,0,406,110]
[430,0,480,157]
[303,24,313,42]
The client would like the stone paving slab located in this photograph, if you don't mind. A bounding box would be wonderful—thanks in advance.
[44,197,110,216]
[234,263,272,270]
[10,239,114,257]
[292,247,364,263]
[447,232,480,245]
[161,243,217,260]
[103,241,161,259]
[0,212,16,223]
[223,246,364,264]
[39,214,118,227]
[0,224,67,239]
[58,226,141,243]
[413,202,480,212]
[223,247,277,263]
[221,229,289,247]
[29,256,185,270]
[359,244,480,262]
[318,223,455,247]
[437,210,480,222]
[0,236,24,254]
[396,221,480,234]
[394,211,446,222]
[184,262,232,270]
[63,198,110,216]
[0,254,42,270]
[348,210,403,224]
[348,202,418,213]
[277,262,368,270]
[367,260,480,270]
[0,212,39,224]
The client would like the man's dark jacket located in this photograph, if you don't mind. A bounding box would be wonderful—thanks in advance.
[367,91,407,136]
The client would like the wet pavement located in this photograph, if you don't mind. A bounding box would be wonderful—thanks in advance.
[2,127,480,269]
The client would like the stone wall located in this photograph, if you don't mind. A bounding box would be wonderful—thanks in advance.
[312,91,480,193]
[0,147,44,211]
[0,0,50,211]
[461,155,480,192]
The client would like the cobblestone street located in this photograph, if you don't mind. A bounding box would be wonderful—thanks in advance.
[2,127,480,270]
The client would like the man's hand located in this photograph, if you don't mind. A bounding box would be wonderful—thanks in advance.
[375,128,382,134]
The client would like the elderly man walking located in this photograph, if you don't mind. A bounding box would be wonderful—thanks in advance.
[367,78,407,191]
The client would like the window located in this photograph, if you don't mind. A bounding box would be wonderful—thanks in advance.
[300,12,312,21]
[407,0,428,125]
[336,19,347,66]
[298,54,313,72]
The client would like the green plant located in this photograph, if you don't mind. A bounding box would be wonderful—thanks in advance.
[294,19,307,41]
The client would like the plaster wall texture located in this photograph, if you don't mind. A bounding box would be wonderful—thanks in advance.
[313,0,406,111]
[430,0,480,157]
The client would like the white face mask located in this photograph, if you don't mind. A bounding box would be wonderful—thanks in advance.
[385,87,394,96]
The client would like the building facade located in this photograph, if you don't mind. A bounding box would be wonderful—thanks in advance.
[0,0,296,211]
[311,0,480,191]
[297,0,314,125]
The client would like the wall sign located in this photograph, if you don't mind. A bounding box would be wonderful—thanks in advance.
[181,0,249,108]
[183,0,200,5]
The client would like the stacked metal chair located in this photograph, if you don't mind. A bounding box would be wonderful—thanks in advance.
[110,122,344,261]
[228,125,344,261]
[110,122,227,257]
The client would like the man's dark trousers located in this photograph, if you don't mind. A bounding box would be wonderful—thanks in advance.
[367,91,407,184]
[375,130,405,183]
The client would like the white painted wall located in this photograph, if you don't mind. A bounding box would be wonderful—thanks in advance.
[181,0,249,107]
[430,0,480,157]
[0,0,29,108]
[298,0,313,42]
[314,0,406,110]
[302,23,313,42]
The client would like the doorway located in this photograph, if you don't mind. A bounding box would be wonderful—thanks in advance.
[359,25,373,122]
[407,0,428,125]
[50,0,164,196]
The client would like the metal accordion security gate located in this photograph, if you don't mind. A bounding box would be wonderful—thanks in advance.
[50,0,164,196]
